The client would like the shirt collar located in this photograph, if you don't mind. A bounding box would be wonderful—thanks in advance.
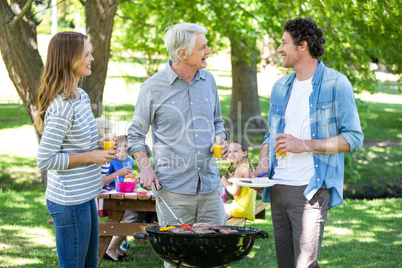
[166,60,207,85]
[312,61,325,85]
[286,73,296,86]
[166,60,180,85]
[285,61,325,86]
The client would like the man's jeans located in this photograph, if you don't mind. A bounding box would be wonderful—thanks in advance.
[47,199,98,268]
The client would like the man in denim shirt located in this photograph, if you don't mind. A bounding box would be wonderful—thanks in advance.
[127,22,227,245]
[252,18,363,267]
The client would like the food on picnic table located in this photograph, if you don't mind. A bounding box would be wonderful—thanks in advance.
[158,223,239,234]
[124,174,135,182]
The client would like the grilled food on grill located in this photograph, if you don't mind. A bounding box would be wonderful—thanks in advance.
[192,228,217,234]
[192,223,221,229]
[160,223,239,234]
[219,228,239,234]
[169,227,193,234]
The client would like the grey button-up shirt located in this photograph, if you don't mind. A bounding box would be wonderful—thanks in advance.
[127,61,227,194]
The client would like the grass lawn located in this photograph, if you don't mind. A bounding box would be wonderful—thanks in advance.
[361,102,402,143]
[0,152,400,267]
[0,154,401,267]
[345,146,402,199]
[0,173,400,267]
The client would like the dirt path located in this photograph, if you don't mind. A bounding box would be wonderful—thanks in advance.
[0,126,38,157]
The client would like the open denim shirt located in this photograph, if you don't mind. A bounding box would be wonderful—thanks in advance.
[262,62,363,209]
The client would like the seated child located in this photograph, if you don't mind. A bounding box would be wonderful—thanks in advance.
[96,118,130,190]
[105,135,146,261]
[107,135,134,189]
[221,141,256,221]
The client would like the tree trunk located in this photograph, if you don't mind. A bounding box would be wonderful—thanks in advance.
[226,38,268,138]
[0,0,46,183]
[0,1,118,184]
[83,0,118,117]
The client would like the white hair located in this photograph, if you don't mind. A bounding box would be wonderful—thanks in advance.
[95,117,113,137]
[164,22,208,64]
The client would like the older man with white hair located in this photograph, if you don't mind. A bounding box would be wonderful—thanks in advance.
[128,22,227,235]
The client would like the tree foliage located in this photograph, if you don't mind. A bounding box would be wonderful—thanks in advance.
[111,0,402,136]
[112,1,167,77]
[110,0,401,181]
[112,0,270,135]
[258,0,401,93]
[111,0,228,77]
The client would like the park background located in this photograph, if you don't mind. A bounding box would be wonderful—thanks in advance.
[0,0,401,267]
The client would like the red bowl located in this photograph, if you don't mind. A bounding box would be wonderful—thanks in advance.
[116,182,136,193]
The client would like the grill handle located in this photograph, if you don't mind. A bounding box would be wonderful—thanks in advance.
[134,233,148,240]
[255,230,269,239]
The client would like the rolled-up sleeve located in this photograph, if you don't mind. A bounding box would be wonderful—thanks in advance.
[335,75,364,152]
[37,114,71,170]
[262,131,271,146]
[262,104,272,146]
[127,84,152,157]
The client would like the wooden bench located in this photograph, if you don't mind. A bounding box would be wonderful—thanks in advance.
[227,202,268,226]
[48,203,269,227]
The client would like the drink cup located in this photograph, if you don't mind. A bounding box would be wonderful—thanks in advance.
[276,148,287,158]
[103,132,115,150]
[213,135,224,161]
[123,161,132,173]
[276,141,287,169]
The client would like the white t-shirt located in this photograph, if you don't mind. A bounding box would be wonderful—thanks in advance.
[273,77,315,186]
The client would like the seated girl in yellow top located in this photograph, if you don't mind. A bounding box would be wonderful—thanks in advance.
[221,141,256,221]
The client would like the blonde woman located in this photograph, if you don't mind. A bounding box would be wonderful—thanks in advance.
[35,32,117,267]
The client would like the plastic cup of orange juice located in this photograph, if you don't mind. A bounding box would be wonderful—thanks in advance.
[213,135,224,161]
[103,132,115,150]
[276,148,287,158]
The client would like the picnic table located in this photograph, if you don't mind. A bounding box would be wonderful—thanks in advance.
[95,191,269,267]
[97,191,156,267]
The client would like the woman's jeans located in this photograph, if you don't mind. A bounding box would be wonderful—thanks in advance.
[47,199,98,268]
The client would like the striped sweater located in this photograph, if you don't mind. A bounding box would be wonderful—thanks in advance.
[37,88,102,206]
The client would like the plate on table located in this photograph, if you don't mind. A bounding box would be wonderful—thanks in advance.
[228,178,277,188]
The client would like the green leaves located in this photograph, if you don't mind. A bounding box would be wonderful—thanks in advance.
[113,0,400,91]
